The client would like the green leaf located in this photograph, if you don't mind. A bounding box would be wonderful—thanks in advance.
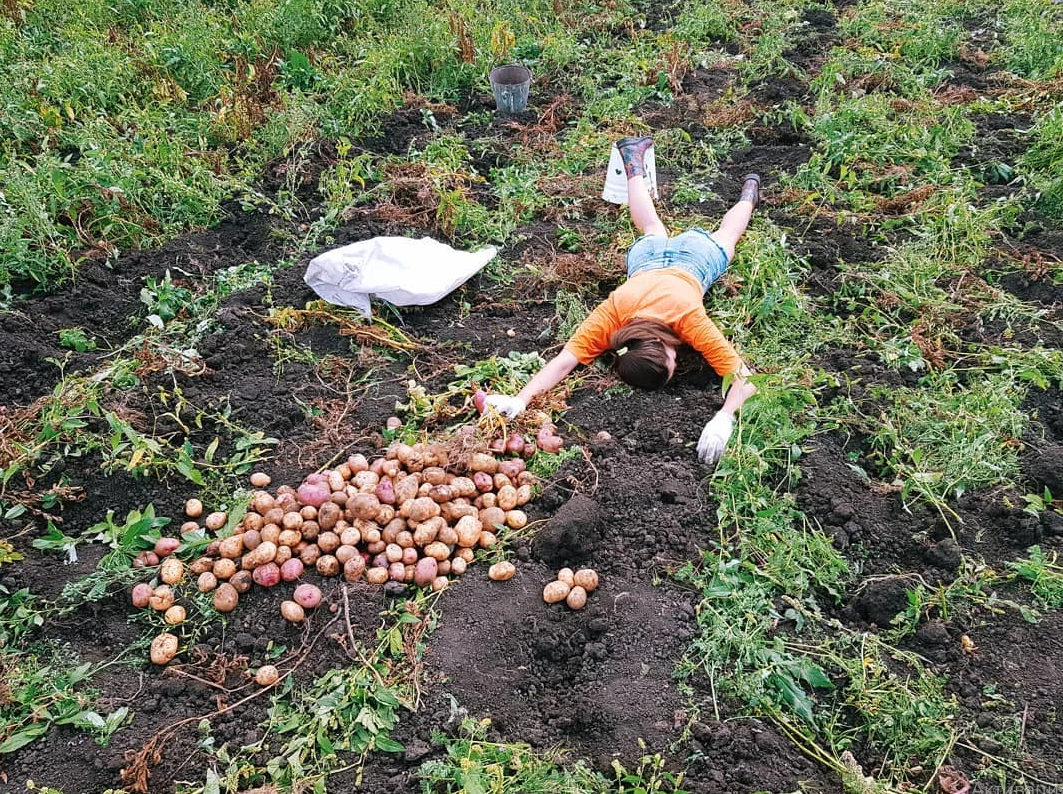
[374,734,404,753]
[176,458,205,486]
[0,723,49,753]
[203,768,221,794]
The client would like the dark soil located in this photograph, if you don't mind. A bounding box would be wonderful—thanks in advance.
[2,38,1062,794]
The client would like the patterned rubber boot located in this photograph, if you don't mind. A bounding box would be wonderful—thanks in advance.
[616,136,655,178]
[740,173,761,207]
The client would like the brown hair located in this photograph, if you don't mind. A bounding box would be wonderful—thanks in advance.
[609,319,683,390]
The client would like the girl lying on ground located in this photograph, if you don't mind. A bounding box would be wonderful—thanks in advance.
[482,136,760,465]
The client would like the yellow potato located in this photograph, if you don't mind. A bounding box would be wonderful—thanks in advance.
[159,557,184,585]
[150,632,179,665]
[204,511,228,531]
[556,568,575,587]
[149,585,175,611]
[213,583,239,612]
[254,664,279,686]
[280,600,305,623]
[218,535,244,559]
[573,568,599,592]
[164,605,187,625]
[488,561,516,581]
[566,585,587,610]
[543,580,570,604]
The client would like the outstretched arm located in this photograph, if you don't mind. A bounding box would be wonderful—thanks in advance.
[721,365,756,415]
[484,349,580,418]
[517,349,580,406]
[697,364,756,465]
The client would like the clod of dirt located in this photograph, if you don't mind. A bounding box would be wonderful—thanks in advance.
[923,538,963,571]
[851,576,912,627]
[1022,445,1063,495]
[1042,511,1063,537]
[916,621,951,648]
[531,493,601,566]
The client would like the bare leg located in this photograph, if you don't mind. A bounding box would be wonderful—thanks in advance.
[709,174,760,260]
[627,175,668,237]
[617,136,668,237]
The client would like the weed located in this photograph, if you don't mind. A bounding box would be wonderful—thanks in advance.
[1021,105,1063,221]
[57,327,99,353]
[0,644,130,754]
[420,717,610,793]
[1007,546,1063,609]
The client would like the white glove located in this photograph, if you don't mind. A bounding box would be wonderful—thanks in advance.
[697,411,735,464]
[483,395,526,419]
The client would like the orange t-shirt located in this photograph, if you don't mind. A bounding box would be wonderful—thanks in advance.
[564,268,742,376]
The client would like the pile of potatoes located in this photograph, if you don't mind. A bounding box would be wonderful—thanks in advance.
[543,567,599,610]
[132,441,538,664]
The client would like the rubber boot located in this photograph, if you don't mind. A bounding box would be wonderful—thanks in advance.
[616,136,654,178]
[740,173,761,207]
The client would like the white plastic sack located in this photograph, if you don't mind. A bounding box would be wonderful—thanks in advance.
[303,236,498,317]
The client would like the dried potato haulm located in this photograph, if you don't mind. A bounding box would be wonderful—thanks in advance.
[126,437,545,665]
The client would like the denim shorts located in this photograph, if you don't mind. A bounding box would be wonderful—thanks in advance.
[626,229,730,293]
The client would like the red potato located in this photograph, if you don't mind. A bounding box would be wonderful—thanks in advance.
[131,583,153,608]
[473,389,488,413]
[505,433,525,455]
[253,563,281,587]
[293,583,322,608]
[375,479,396,505]
[280,558,304,582]
[297,483,330,508]
[133,551,159,568]
[537,426,563,453]
[414,557,438,587]
[154,537,180,558]
[497,458,525,480]
[472,472,494,492]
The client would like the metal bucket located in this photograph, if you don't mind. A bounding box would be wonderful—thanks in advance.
[489,64,532,113]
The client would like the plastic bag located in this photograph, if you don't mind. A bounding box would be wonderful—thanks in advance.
[303,236,498,317]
